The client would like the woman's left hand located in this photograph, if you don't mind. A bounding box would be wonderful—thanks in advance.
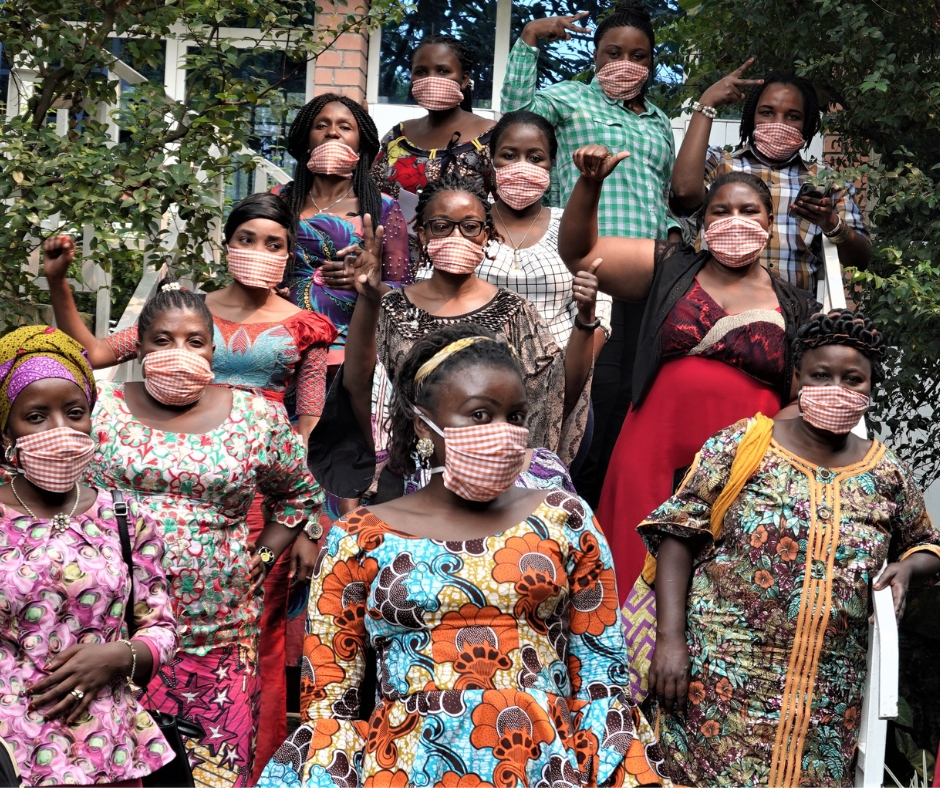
[26,642,131,723]
[247,541,266,593]
[572,258,602,322]
[790,194,839,233]
[873,561,914,620]
[289,533,321,586]
[319,253,357,290]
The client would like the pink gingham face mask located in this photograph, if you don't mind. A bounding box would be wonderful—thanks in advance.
[753,122,805,161]
[411,77,465,111]
[417,410,528,502]
[703,216,769,268]
[595,59,649,101]
[495,162,551,210]
[426,236,486,275]
[799,385,870,434]
[142,349,215,407]
[306,141,360,178]
[14,427,95,493]
[227,246,289,290]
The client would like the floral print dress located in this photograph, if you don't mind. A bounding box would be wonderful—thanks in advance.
[88,381,324,788]
[260,490,668,787]
[0,491,179,786]
[638,418,940,787]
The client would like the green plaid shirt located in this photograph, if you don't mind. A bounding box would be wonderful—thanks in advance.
[502,39,677,239]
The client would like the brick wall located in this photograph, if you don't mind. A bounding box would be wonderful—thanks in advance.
[313,21,370,102]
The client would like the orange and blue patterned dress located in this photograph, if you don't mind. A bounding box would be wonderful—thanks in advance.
[260,490,668,787]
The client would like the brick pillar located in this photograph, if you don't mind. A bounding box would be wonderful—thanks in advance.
[312,12,370,102]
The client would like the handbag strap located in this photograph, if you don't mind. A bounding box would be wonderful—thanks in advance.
[111,490,136,639]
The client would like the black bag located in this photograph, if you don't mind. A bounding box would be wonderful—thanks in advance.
[0,739,20,788]
[112,490,205,788]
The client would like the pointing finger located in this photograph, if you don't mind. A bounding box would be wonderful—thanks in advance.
[734,78,764,87]
[731,57,755,77]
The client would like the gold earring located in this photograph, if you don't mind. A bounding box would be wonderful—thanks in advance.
[416,437,434,459]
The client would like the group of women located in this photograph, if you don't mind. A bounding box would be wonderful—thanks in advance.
[1,1,936,787]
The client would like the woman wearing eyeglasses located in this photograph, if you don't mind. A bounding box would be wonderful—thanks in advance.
[341,173,599,477]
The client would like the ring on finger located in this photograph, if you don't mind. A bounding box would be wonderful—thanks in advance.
[70,689,85,701]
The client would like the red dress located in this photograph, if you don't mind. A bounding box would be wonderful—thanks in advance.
[597,280,788,600]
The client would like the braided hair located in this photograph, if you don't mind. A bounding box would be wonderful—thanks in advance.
[793,309,887,383]
[414,34,475,112]
[138,273,214,341]
[281,93,382,225]
[489,110,558,161]
[702,171,774,219]
[740,70,821,148]
[413,172,499,263]
[594,0,655,51]
[387,324,524,475]
[224,192,297,255]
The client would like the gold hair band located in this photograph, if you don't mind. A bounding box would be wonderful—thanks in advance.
[414,337,494,388]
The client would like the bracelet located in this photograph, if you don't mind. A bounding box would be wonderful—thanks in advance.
[691,100,717,119]
[119,638,137,684]
[823,215,852,244]
[574,315,602,331]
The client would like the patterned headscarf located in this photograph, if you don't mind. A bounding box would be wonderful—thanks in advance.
[0,325,96,431]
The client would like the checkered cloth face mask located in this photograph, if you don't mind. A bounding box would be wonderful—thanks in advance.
[412,77,465,111]
[426,236,487,275]
[495,162,552,210]
[306,141,360,178]
[799,385,870,434]
[14,427,95,493]
[418,410,529,502]
[595,59,649,101]
[703,216,769,268]
[142,349,215,407]
[753,122,805,161]
[226,246,289,290]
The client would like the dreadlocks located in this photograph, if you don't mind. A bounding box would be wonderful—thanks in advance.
[740,70,821,148]
[414,34,476,112]
[281,93,382,225]
[793,309,887,383]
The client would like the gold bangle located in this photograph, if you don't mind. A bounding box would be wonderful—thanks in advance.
[119,638,137,684]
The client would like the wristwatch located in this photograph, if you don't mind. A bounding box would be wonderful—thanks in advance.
[304,520,324,542]
[575,316,602,331]
[257,545,276,573]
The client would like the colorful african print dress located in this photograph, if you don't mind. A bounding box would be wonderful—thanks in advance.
[260,490,669,788]
[89,382,324,788]
[0,491,179,786]
[638,418,940,787]
[283,195,412,365]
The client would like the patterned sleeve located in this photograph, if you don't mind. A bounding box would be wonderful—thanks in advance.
[560,493,640,785]
[296,345,328,417]
[379,197,413,287]
[258,524,377,788]
[637,419,750,563]
[500,39,568,125]
[126,497,179,668]
[254,399,325,528]
[595,291,613,339]
[830,178,870,238]
[702,145,726,187]
[370,128,400,199]
[105,325,139,364]
[887,456,940,565]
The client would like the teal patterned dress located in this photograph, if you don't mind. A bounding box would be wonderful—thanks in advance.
[638,418,940,787]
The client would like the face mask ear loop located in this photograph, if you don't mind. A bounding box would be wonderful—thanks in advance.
[414,408,445,438]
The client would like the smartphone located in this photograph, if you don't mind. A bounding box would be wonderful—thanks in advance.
[790,181,834,215]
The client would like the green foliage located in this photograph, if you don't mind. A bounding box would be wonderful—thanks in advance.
[0,0,411,329]
[660,0,940,485]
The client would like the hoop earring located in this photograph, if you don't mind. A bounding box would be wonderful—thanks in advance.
[415,437,434,470]
[4,443,15,465]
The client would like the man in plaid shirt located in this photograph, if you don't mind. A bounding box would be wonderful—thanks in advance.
[672,64,871,291]
[500,4,680,508]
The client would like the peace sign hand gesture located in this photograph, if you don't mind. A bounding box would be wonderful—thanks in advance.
[572,145,630,183]
[522,11,591,45]
[350,213,386,303]
[699,58,764,109]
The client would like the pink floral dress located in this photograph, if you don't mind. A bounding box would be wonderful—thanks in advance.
[87,382,324,787]
[0,490,179,786]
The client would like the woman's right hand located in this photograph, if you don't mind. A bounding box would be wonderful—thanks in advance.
[351,214,386,303]
[699,58,763,109]
[522,12,590,44]
[648,633,692,715]
[42,234,75,281]
[572,145,630,183]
